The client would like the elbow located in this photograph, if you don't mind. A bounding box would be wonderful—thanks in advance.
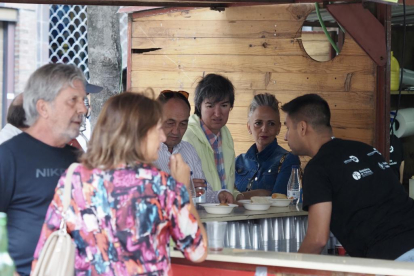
[187,237,208,263]
[187,242,208,263]
[191,249,208,263]
[315,238,328,250]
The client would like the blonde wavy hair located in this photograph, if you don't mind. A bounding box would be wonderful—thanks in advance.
[81,92,162,170]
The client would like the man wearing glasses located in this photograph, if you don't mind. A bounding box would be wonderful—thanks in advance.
[155,90,234,204]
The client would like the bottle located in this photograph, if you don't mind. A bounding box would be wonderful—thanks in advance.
[287,165,301,205]
[391,51,400,91]
[0,212,15,276]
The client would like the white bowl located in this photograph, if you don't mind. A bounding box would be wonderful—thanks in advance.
[242,202,271,211]
[265,197,292,207]
[237,200,251,204]
[200,203,238,215]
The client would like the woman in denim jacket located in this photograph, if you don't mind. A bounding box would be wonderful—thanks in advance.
[235,93,300,200]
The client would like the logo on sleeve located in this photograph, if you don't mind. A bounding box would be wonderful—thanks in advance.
[378,162,390,170]
[352,168,373,180]
[390,146,394,153]
[367,148,381,156]
[344,155,359,164]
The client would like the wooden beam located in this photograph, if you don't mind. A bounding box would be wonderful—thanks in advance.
[326,3,387,67]
[127,15,132,91]
[4,0,414,6]
[375,3,391,159]
[0,0,295,6]
[0,0,365,6]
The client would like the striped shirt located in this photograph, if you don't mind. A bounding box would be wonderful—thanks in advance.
[155,140,224,203]
[200,120,226,189]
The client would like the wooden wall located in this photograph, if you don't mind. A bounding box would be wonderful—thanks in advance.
[129,4,377,164]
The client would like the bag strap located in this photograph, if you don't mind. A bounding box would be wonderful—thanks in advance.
[62,163,79,213]
[277,153,288,174]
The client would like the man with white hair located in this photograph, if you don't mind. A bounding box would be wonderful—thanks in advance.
[0,64,89,276]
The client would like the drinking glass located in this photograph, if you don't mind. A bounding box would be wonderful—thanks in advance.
[206,221,227,252]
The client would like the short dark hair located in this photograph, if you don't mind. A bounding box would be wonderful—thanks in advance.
[7,100,28,129]
[281,94,331,130]
[194,74,235,117]
[157,91,191,110]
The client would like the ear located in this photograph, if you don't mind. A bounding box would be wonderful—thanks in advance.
[299,121,308,137]
[36,99,50,119]
[247,122,252,134]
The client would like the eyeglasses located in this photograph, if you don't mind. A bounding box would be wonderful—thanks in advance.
[160,90,189,99]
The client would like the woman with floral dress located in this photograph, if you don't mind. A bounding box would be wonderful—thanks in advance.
[32,92,207,276]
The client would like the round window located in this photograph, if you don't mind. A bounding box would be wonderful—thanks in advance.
[301,7,345,62]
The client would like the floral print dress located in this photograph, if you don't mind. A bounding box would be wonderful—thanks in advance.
[32,163,206,276]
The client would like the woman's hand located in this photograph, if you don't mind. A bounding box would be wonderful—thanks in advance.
[170,154,190,187]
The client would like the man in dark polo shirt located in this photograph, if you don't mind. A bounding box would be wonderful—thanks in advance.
[281,94,414,261]
[0,64,91,276]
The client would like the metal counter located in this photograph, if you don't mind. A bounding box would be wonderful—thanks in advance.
[198,204,307,222]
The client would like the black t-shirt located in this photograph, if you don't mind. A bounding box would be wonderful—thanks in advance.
[303,138,414,260]
[0,133,79,276]
[389,134,404,181]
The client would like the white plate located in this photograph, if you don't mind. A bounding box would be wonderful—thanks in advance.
[200,203,238,215]
[242,202,271,211]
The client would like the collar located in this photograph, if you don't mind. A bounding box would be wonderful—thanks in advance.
[200,119,221,146]
[245,139,278,162]
[160,140,183,154]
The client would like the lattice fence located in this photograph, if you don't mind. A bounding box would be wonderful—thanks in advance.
[49,5,89,79]
[49,5,128,81]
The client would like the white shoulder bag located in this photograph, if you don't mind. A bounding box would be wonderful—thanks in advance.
[32,162,79,276]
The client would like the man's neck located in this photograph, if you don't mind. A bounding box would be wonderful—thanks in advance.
[26,124,68,148]
[308,131,333,158]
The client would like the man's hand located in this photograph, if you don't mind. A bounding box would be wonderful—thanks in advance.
[170,154,190,187]
[192,179,207,189]
[218,191,234,204]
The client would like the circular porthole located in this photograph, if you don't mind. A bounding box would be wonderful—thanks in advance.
[301,7,345,62]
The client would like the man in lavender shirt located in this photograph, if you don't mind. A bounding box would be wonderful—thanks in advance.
[154,90,234,204]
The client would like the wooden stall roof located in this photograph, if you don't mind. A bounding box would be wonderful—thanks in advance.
[1,0,413,6]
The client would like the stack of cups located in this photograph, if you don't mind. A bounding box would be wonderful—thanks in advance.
[239,222,251,249]
[272,218,284,251]
[206,221,227,252]
[250,223,261,250]
[225,221,239,248]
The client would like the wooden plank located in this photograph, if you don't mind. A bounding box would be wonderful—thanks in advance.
[132,37,304,56]
[132,35,366,56]
[131,54,374,74]
[301,32,331,62]
[228,106,374,128]
[132,4,314,21]
[229,125,373,143]
[130,71,376,92]
[131,88,375,110]
[228,90,375,110]
[228,124,373,155]
[132,20,303,39]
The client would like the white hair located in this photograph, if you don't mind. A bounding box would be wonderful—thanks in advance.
[23,63,85,126]
[248,93,280,118]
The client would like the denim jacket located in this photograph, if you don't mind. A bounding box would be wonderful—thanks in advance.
[235,139,301,194]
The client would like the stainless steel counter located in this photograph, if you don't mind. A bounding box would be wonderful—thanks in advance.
[198,204,307,222]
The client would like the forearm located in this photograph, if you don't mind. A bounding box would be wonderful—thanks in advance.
[236,189,271,200]
[188,197,208,262]
[298,234,326,254]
